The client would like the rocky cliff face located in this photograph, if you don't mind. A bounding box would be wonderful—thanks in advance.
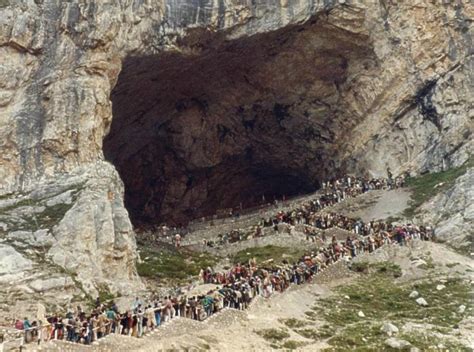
[0,0,472,309]
[418,166,473,254]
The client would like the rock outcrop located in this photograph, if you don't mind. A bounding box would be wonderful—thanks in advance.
[0,161,139,317]
[104,1,473,226]
[0,0,472,312]
[418,166,473,253]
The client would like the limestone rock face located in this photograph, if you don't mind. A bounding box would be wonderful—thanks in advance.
[0,161,140,317]
[0,0,472,311]
[105,9,376,225]
[418,167,474,253]
[104,1,473,226]
[0,244,32,279]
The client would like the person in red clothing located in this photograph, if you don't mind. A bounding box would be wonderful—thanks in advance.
[234,263,242,280]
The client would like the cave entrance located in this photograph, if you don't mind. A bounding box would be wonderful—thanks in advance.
[103,16,374,228]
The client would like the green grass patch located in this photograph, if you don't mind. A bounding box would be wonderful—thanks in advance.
[403,158,472,218]
[399,331,471,351]
[136,246,219,282]
[35,203,75,228]
[296,325,334,340]
[281,318,309,329]
[97,285,116,304]
[281,340,306,350]
[418,255,436,270]
[198,342,211,350]
[385,215,402,224]
[326,322,385,351]
[445,262,460,268]
[323,276,471,327]
[350,261,369,273]
[0,198,39,213]
[255,328,290,342]
[10,202,75,232]
[372,262,402,277]
[315,273,473,351]
[0,184,83,231]
[0,192,15,200]
[350,261,401,277]
[304,311,318,320]
[232,245,314,265]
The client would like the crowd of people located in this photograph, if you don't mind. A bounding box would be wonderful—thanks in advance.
[11,222,432,346]
[139,174,406,248]
[9,172,435,348]
[205,174,407,247]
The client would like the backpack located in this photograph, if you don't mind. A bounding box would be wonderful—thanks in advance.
[15,320,24,330]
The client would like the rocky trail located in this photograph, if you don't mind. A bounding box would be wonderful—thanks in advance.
[10,186,473,352]
[23,239,473,352]
[25,260,352,352]
[181,187,399,248]
[330,188,412,223]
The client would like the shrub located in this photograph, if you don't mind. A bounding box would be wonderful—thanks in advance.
[256,328,290,341]
[350,261,369,273]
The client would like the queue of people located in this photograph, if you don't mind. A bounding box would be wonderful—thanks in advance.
[9,172,433,348]
[205,175,407,247]
[11,215,432,347]
[139,174,406,249]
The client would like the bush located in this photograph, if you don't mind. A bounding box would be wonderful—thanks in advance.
[373,262,402,278]
[282,340,305,350]
[350,261,369,273]
[256,328,290,341]
[351,261,401,277]
[282,318,308,329]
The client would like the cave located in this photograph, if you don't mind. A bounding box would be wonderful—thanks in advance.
[103,15,375,228]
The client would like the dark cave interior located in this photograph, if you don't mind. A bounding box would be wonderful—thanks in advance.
[103,15,374,227]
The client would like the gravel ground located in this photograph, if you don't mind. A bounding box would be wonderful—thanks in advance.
[330,188,411,222]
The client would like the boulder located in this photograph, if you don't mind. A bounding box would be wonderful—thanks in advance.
[358,311,365,318]
[409,290,419,298]
[458,305,466,314]
[416,297,428,306]
[381,322,399,336]
[412,259,427,267]
[385,338,412,349]
[436,284,446,291]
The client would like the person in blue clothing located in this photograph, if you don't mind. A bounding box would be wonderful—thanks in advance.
[154,302,161,326]
[23,317,32,342]
[202,295,214,317]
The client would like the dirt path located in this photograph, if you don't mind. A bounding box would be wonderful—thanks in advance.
[21,188,472,351]
[138,241,472,351]
[25,240,472,352]
[330,188,411,222]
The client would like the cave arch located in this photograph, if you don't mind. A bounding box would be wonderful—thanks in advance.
[103,16,375,228]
